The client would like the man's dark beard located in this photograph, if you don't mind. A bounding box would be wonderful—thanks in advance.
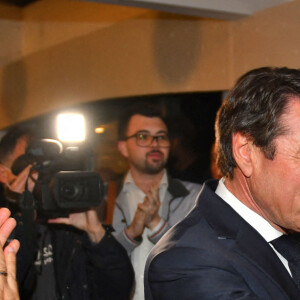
[134,150,167,175]
[144,161,165,174]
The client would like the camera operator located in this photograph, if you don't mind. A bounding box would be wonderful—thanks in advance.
[0,127,134,300]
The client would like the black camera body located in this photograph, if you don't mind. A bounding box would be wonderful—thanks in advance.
[12,139,103,218]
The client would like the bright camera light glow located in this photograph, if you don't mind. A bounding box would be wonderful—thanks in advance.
[57,113,85,142]
[94,127,105,134]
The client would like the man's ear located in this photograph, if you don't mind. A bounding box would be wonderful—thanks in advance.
[117,141,128,158]
[232,132,254,177]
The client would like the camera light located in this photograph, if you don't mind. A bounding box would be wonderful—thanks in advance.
[57,113,85,142]
[94,127,105,134]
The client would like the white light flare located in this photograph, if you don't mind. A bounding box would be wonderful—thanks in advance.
[57,113,86,142]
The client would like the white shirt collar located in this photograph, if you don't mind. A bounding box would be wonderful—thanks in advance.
[215,177,282,243]
[124,171,135,188]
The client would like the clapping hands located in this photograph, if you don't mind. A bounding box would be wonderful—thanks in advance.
[127,185,161,239]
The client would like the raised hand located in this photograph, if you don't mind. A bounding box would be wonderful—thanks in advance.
[138,185,161,230]
[127,186,161,239]
[126,207,146,239]
[48,208,105,243]
[0,164,37,194]
[0,208,20,300]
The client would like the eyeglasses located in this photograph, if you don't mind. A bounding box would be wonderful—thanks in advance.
[124,132,170,148]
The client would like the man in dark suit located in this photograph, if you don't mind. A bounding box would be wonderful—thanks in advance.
[145,67,300,300]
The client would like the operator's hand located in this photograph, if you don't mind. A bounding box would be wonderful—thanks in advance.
[138,185,161,230]
[0,208,20,300]
[0,164,37,194]
[48,208,105,244]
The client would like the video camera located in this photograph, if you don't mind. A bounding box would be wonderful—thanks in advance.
[11,139,103,218]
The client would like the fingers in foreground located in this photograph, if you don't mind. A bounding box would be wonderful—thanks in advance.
[147,186,160,202]
[0,209,10,228]
[3,242,20,300]
[0,217,16,248]
[4,239,20,284]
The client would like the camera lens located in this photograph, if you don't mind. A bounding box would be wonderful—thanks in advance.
[60,183,82,201]
[53,171,103,211]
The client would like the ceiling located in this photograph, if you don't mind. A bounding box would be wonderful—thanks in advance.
[0,0,35,7]
[84,0,293,20]
[0,0,294,20]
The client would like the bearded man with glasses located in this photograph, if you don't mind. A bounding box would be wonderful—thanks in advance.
[111,103,202,300]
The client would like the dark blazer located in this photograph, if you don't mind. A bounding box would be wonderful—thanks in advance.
[145,180,300,300]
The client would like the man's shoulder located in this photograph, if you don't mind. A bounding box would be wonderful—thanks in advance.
[176,178,202,190]
[168,176,202,196]
[146,204,211,267]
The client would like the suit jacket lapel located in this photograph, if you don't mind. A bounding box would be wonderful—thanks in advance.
[235,222,299,298]
[198,180,300,299]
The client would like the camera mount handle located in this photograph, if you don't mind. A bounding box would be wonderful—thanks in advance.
[19,183,36,256]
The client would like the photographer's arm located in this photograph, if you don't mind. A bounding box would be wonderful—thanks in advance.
[49,209,134,299]
[48,209,105,243]
[83,227,134,300]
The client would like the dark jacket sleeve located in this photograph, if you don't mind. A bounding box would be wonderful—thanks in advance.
[13,216,134,300]
[80,226,134,300]
[146,247,260,300]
